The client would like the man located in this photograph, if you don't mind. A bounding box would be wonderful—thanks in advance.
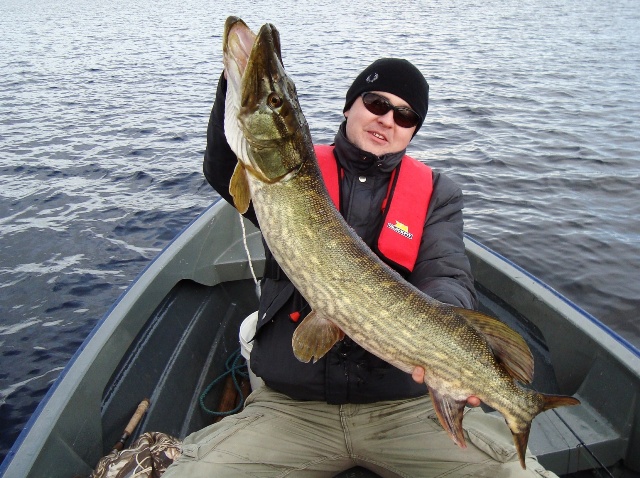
[163,58,555,477]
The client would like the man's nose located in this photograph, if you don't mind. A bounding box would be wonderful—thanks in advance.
[378,110,395,126]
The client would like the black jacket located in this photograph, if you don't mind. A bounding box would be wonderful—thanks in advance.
[204,74,477,403]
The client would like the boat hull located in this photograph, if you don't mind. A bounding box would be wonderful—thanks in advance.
[1,200,638,477]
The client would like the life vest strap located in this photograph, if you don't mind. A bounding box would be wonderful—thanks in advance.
[314,145,433,274]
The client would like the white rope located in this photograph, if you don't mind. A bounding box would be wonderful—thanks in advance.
[239,213,260,296]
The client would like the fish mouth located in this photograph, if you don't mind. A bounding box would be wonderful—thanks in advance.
[223,17,257,93]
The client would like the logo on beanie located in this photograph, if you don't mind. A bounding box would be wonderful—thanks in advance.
[365,73,379,83]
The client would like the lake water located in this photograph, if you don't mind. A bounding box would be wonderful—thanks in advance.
[1,0,639,464]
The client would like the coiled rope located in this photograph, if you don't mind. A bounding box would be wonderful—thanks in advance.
[199,348,249,416]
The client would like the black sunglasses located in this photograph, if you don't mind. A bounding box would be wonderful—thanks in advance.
[361,92,421,129]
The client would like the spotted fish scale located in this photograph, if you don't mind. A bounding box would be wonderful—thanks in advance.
[220,16,580,469]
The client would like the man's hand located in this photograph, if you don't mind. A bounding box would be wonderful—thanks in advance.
[412,366,481,407]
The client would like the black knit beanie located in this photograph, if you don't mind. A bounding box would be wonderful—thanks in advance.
[343,58,429,134]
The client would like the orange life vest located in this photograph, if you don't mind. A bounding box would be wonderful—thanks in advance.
[314,144,433,274]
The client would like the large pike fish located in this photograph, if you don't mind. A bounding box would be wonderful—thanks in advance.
[221,16,579,468]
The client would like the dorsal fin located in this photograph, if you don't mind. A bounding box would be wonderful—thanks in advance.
[454,308,534,384]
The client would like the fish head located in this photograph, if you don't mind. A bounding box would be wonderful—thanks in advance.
[224,18,310,183]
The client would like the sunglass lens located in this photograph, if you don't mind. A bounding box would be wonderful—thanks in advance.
[394,109,420,128]
[362,93,391,115]
[362,93,419,128]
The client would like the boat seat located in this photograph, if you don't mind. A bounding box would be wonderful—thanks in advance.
[525,358,632,475]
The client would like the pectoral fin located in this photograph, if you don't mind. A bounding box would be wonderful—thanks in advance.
[230,161,251,213]
[427,385,467,448]
[292,310,342,364]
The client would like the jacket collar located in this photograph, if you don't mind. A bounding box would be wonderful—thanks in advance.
[332,121,405,176]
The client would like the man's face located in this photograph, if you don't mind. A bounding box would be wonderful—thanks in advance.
[344,91,416,157]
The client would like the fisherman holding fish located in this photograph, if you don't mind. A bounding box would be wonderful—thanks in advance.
[164,17,571,478]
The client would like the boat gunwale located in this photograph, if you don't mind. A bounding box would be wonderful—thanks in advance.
[464,234,639,364]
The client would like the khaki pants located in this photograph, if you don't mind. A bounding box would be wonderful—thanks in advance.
[163,387,556,478]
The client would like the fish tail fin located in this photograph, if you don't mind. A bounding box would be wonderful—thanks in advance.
[510,393,581,469]
[541,393,581,412]
[511,426,531,469]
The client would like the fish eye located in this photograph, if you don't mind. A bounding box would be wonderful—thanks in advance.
[267,92,283,109]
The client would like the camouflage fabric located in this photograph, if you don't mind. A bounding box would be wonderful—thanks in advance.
[90,432,181,478]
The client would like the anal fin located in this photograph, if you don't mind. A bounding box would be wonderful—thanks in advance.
[292,310,342,364]
[427,385,467,448]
